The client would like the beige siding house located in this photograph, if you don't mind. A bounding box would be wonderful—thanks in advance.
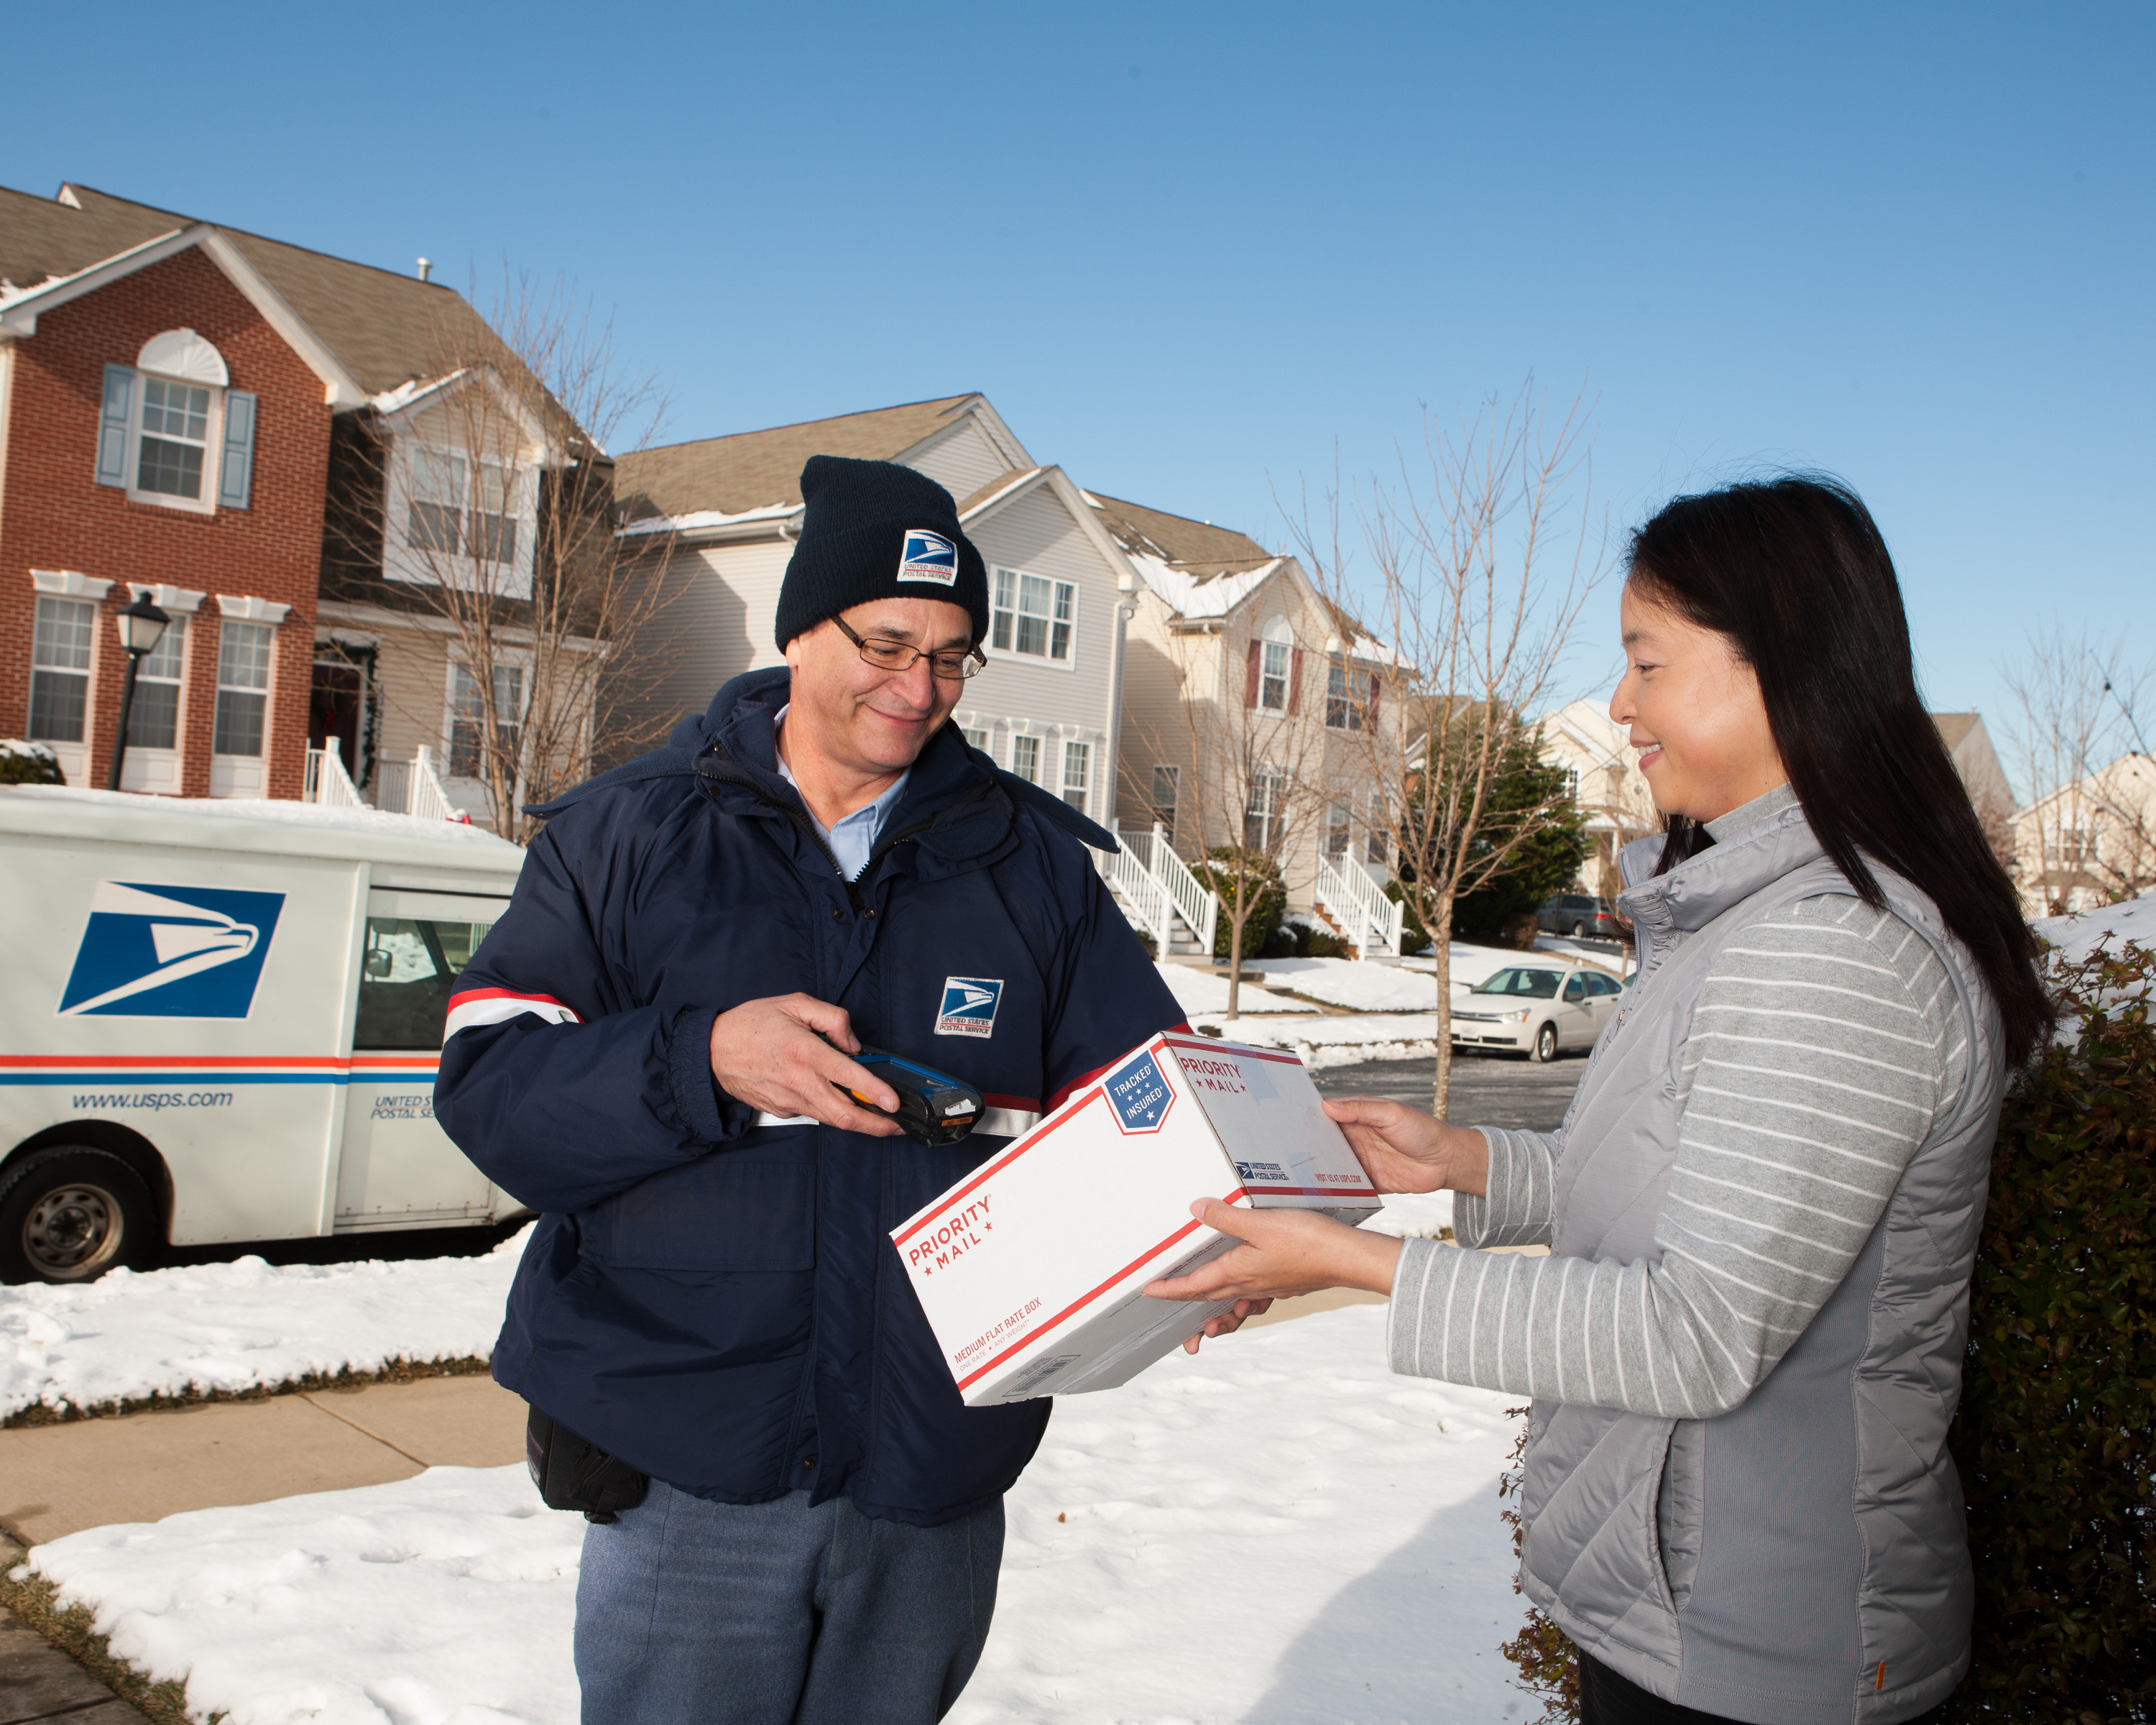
[1100,492,1399,949]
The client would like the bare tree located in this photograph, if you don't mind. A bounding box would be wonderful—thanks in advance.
[1299,382,1602,1116]
[332,270,676,842]
[2003,628,2156,914]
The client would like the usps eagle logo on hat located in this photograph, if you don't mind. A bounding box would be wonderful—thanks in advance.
[896,529,959,586]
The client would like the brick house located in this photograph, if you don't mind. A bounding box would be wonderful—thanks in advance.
[0,182,589,822]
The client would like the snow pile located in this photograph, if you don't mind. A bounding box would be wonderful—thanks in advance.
[25,1305,1530,1725]
[1185,1011,1445,1069]
[2032,890,2156,967]
[0,1228,532,1421]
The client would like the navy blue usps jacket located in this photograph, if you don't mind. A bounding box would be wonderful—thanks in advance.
[434,666,1184,1527]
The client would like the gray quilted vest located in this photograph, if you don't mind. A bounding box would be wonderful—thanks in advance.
[1516,804,2007,1724]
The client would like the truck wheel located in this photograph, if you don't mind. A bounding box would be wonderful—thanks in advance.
[0,1148,155,1284]
[1531,1021,1559,1063]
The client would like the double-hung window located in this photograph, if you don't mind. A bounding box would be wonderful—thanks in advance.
[1325,796,1352,858]
[1259,641,1291,710]
[1150,764,1179,829]
[1245,770,1283,850]
[126,615,188,749]
[213,622,275,758]
[1061,741,1090,811]
[1326,662,1373,730]
[451,664,523,781]
[29,597,96,742]
[408,448,465,553]
[470,461,520,565]
[137,378,212,500]
[1010,735,1041,784]
[991,569,1074,662]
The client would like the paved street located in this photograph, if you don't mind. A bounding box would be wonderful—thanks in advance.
[1312,1049,1585,1133]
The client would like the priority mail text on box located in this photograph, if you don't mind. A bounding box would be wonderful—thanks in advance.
[891,1034,1380,1407]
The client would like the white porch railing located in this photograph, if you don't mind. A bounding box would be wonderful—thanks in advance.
[1105,821,1219,957]
[304,738,365,809]
[1102,831,1175,955]
[373,745,461,822]
[1315,852,1404,959]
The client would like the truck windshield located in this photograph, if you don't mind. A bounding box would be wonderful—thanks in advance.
[354,916,494,1049]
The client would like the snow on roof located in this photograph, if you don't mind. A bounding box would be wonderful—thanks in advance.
[2032,888,2156,967]
[367,370,469,415]
[0,785,522,854]
[616,500,801,539]
[1129,549,1281,619]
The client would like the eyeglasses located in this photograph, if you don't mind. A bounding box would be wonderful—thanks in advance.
[831,616,986,681]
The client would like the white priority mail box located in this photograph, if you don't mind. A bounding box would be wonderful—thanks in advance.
[891,1033,1381,1407]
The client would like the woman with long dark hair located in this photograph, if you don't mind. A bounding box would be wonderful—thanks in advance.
[1149,477,2047,1725]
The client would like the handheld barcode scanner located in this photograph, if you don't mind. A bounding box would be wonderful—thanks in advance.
[837,1048,983,1147]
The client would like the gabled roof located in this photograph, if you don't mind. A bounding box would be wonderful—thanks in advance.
[1084,489,1275,579]
[0,181,513,400]
[615,394,1027,523]
[1932,712,1979,750]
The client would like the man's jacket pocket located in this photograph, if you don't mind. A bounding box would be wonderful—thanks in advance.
[589,1157,815,1272]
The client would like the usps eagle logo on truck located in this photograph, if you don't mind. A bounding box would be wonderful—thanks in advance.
[57,881,284,1018]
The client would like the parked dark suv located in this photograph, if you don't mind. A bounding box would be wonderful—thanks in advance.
[1537,892,1622,937]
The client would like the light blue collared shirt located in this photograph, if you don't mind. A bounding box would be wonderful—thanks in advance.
[773,704,910,881]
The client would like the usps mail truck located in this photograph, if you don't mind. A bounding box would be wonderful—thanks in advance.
[0,785,529,1283]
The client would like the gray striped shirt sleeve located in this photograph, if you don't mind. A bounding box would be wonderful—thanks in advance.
[1386,896,1969,1418]
[1452,1128,1559,1248]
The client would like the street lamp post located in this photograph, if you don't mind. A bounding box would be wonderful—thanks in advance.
[105,592,172,793]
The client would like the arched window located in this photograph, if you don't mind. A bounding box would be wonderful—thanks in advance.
[93,329,255,515]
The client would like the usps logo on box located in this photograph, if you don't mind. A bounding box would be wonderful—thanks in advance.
[896,530,959,586]
[58,881,285,1018]
[1103,1048,1174,1133]
[936,976,1004,1039]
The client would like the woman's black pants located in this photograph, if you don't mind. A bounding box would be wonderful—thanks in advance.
[1578,1653,1947,1725]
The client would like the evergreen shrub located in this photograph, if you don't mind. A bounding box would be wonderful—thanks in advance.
[1191,849,1285,962]
[0,740,65,785]
[1945,938,2154,1723]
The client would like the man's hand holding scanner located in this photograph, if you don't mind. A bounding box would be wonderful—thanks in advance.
[1143,1095,1491,1353]
[708,993,905,1137]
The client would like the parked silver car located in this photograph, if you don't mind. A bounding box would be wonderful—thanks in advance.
[1450,960,1624,1062]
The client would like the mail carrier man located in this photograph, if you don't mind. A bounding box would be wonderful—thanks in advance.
[436,456,1184,1725]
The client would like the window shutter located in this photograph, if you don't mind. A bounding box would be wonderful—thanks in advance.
[218,390,257,510]
[96,364,135,487]
[1289,648,1304,716]
[1245,640,1261,707]
[1368,675,1381,730]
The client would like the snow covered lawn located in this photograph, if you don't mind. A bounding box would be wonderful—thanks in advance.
[1243,957,1450,1012]
[1,1228,531,1423]
[21,1305,1529,1725]
[1155,963,1306,1014]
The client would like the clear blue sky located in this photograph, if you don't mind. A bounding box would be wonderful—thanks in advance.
[6,1,2148,758]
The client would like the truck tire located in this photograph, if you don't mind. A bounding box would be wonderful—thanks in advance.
[1531,1021,1560,1063]
[0,1147,156,1284]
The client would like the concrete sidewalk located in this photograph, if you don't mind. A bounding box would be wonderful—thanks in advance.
[0,1376,526,1547]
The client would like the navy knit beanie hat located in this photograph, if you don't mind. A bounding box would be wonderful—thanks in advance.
[773,456,990,650]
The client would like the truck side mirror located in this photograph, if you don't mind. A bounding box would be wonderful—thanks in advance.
[365,949,394,979]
